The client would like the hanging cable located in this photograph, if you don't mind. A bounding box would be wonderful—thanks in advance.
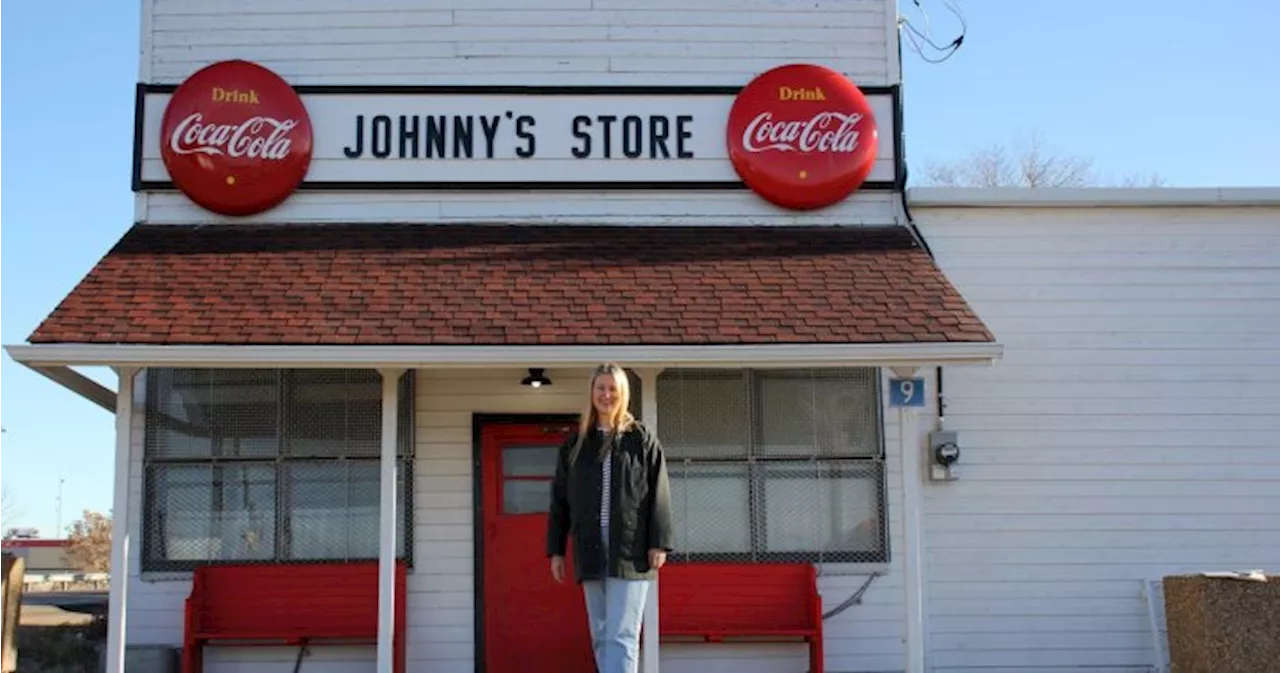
[899,0,966,64]
[821,572,884,620]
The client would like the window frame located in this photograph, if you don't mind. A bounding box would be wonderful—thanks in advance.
[140,368,416,573]
[658,368,888,565]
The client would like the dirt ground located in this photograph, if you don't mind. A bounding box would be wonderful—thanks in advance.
[19,605,95,628]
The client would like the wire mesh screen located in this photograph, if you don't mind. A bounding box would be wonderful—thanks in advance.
[142,368,413,570]
[657,368,885,564]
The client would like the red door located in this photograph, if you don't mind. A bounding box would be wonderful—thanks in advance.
[481,420,595,673]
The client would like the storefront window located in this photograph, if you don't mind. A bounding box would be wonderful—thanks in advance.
[141,368,413,571]
[657,368,886,564]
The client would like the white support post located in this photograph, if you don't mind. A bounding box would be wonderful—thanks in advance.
[638,368,663,673]
[892,367,926,673]
[377,368,404,673]
[104,367,137,673]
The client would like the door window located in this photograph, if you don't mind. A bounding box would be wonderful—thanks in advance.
[500,445,559,514]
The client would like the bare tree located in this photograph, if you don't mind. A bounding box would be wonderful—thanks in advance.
[1,487,23,525]
[919,131,1166,188]
[65,510,113,573]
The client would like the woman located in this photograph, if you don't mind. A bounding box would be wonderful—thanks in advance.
[547,363,674,673]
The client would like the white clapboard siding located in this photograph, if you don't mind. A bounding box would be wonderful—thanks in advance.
[142,191,899,226]
[147,0,891,85]
[409,368,589,673]
[122,369,385,671]
[121,369,910,672]
[125,371,192,647]
[140,0,898,226]
[410,367,909,673]
[916,204,1280,673]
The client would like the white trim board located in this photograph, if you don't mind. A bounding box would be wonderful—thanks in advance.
[6,341,1001,411]
[907,187,1280,208]
[6,342,1002,369]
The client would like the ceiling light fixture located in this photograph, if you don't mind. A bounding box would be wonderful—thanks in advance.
[521,368,552,388]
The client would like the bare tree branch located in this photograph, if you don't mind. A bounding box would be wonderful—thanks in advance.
[1,487,24,525]
[918,131,1164,188]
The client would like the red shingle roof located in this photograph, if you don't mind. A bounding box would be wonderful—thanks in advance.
[27,223,994,346]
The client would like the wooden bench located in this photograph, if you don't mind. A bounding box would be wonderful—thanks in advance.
[181,560,406,673]
[658,562,824,673]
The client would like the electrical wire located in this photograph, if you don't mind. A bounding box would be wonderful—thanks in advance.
[899,0,966,64]
[820,571,883,620]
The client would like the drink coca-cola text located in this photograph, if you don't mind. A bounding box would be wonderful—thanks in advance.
[169,113,297,160]
[159,59,313,215]
[741,111,864,154]
[725,63,879,209]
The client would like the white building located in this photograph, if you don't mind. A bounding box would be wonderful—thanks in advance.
[6,2,1278,673]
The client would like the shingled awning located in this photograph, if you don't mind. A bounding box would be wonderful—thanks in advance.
[27,222,993,346]
[7,222,1000,409]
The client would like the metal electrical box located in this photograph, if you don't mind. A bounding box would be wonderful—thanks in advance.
[929,430,960,481]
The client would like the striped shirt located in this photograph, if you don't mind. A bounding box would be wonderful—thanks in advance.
[599,428,612,555]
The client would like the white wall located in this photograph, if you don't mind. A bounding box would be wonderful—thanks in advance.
[412,367,910,673]
[122,366,911,672]
[408,368,589,673]
[917,203,1280,673]
[137,0,900,226]
[145,1,895,89]
[122,369,378,672]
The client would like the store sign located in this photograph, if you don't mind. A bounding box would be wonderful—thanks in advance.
[138,61,897,214]
[158,60,313,216]
[726,64,879,210]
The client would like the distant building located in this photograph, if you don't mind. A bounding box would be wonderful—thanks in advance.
[0,539,75,574]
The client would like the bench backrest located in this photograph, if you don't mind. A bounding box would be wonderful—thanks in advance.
[189,561,405,638]
[658,562,820,633]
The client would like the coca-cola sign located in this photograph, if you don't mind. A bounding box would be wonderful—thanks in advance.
[726,63,879,210]
[135,68,896,200]
[159,60,312,216]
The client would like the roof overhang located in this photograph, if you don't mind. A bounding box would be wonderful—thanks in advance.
[13,221,1004,411]
[907,186,1280,208]
[24,363,118,412]
[6,341,1002,411]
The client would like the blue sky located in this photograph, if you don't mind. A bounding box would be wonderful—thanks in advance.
[2,0,1278,536]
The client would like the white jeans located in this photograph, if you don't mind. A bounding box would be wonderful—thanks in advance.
[582,577,652,673]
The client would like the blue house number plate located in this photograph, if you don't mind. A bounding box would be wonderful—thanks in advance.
[889,378,926,407]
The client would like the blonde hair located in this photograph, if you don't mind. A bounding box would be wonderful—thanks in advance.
[569,363,636,464]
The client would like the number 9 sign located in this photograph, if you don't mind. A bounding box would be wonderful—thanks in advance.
[890,378,926,407]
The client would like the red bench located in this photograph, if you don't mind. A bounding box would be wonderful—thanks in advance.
[182,560,406,673]
[658,562,824,673]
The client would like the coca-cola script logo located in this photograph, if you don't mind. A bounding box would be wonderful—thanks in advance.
[160,60,312,216]
[726,64,878,210]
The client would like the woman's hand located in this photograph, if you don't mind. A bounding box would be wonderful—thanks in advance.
[648,548,667,570]
[550,555,566,583]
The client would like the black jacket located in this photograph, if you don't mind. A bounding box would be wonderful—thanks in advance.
[546,421,674,582]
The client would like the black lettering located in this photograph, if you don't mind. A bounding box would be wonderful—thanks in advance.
[516,115,536,158]
[426,116,447,158]
[343,115,364,158]
[480,115,501,159]
[649,116,670,159]
[453,116,474,158]
[622,116,643,159]
[371,115,392,158]
[571,116,591,158]
[398,115,419,158]
[596,115,616,158]
[676,115,693,158]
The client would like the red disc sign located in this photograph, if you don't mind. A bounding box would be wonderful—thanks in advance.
[160,60,312,216]
[726,64,879,210]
